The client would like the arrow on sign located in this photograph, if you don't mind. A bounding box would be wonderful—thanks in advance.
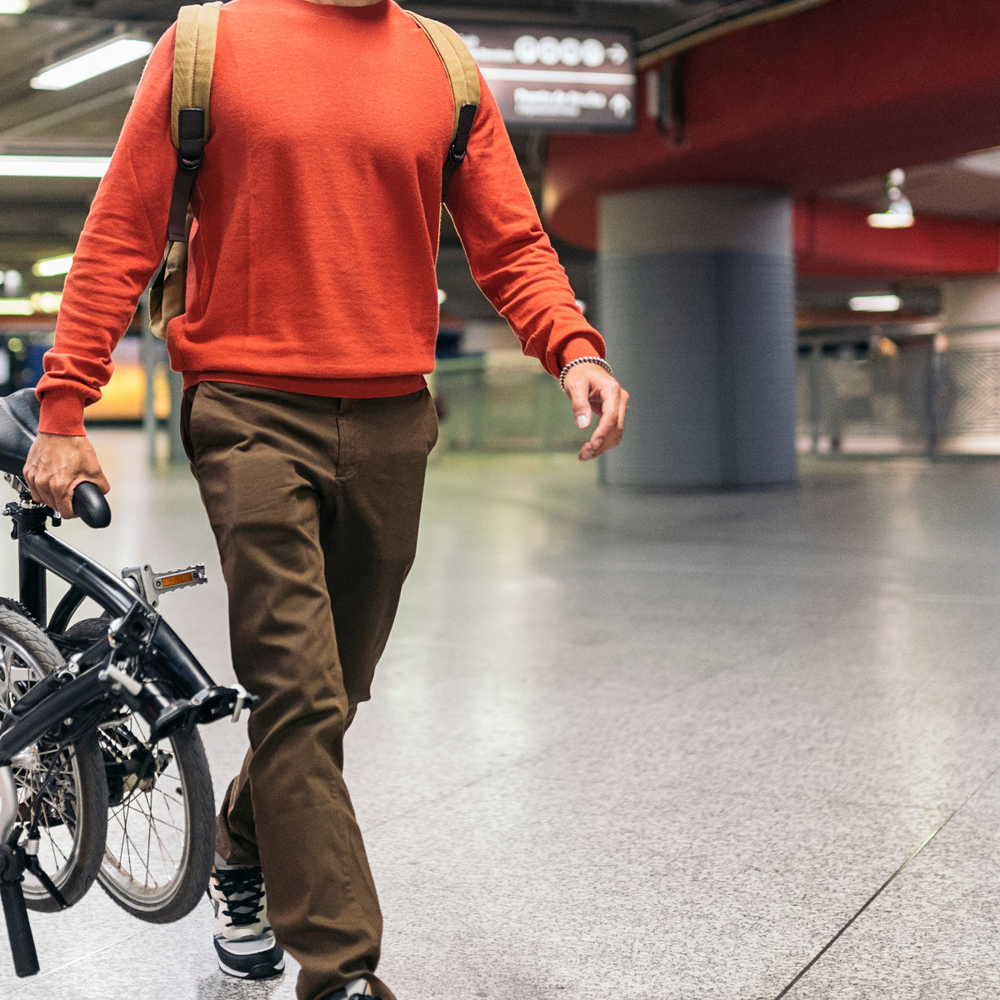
[609,93,632,119]
[608,43,629,66]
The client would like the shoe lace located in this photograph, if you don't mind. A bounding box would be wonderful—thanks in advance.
[213,867,266,928]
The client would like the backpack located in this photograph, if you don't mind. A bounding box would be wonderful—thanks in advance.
[149,2,480,340]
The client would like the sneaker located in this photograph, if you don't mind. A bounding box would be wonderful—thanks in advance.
[329,980,374,999]
[208,859,285,979]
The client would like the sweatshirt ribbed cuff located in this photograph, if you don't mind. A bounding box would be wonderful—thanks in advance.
[38,388,87,437]
[557,335,606,373]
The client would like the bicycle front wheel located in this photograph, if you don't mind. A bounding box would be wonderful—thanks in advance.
[0,604,108,912]
[64,618,216,923]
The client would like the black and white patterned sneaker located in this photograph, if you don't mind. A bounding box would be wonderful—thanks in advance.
[208,859,285,979]
[329,980,374,999]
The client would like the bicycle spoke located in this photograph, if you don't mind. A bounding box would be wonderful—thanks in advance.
[101,728,190,893]
[113,805,128,865]
[114,822,155,885]
[146,808,153,884]
[158,779,184,835]
[122,793,133,879]
[133,790,176,880]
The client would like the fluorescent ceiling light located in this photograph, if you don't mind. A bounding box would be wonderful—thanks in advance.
[33,254,73,278]
[850,295,901,313]
[0,155,110,177]
[0,0,30,13]
[0,300,35,316]
[30,292,62,313]
[31,37,153,91]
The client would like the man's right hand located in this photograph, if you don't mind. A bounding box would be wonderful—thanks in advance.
[23,432,110,520]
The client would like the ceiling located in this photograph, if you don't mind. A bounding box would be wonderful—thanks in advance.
[2,0,1000,321]
[826,153,1000,224]
[0,0,722,291]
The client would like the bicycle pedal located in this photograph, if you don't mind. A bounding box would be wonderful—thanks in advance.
[122,564,207,607]
[152,565,207,596]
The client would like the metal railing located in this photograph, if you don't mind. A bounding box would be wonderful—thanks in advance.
[797,323,1000,457]
[431,353,590,452]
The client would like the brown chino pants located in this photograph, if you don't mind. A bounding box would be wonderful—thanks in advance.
[181,380,438,1000]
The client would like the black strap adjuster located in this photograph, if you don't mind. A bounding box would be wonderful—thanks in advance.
[167,107,208,242]
[442,103,478,201]
[177,107,206,172]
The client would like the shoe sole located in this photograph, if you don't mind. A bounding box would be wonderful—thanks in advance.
[217,956,285,979]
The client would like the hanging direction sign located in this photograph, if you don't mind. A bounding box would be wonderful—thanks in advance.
[454,26,637,132]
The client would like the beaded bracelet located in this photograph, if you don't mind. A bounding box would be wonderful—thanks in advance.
[559,356,613,391]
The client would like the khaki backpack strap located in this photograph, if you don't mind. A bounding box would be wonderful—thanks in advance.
[405,12,480,199]
[166,2,222,243]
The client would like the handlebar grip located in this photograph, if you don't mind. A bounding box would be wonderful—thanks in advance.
[0,881,39,978]
[72,481,111,529]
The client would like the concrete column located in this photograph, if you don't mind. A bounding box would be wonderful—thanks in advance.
[598,186,798,488]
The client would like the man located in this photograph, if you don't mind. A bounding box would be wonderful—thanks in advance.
[24,0,628,997]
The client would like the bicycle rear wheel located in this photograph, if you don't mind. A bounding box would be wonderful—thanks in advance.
[0,604,108,912]
[63,618,216,923]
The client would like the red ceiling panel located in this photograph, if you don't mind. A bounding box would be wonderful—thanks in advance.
[545,0,1000,269]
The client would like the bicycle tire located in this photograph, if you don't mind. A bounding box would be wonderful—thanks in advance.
[0,605,108,912]
[62,618,216,923]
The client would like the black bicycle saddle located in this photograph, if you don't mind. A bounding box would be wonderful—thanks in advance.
[0,389,41,478]
[0,388,111,528]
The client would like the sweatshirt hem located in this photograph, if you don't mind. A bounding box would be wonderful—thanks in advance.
[182,371,428,398]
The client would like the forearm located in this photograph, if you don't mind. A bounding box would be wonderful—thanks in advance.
[39,224,162,434]
[469,225,604,372]
[38,24,177,435]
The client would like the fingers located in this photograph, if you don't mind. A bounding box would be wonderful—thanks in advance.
[29,471,75,519]
[579,383,629,462]
[22,445,55,510]
[562,366,629,462]
[566,378,593,430]
[23,433,109,519]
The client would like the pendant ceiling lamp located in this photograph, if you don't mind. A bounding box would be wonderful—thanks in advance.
[868,169,915,229]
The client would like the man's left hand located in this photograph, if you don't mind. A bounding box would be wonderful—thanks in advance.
[563,363,629,462]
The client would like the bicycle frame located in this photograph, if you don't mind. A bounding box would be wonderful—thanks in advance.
[0,491,253,979]
[6,497,243,731]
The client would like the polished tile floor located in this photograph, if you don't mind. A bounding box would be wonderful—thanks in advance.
[1,435,999,999]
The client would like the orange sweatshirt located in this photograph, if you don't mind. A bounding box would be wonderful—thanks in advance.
[38,0,606,435]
